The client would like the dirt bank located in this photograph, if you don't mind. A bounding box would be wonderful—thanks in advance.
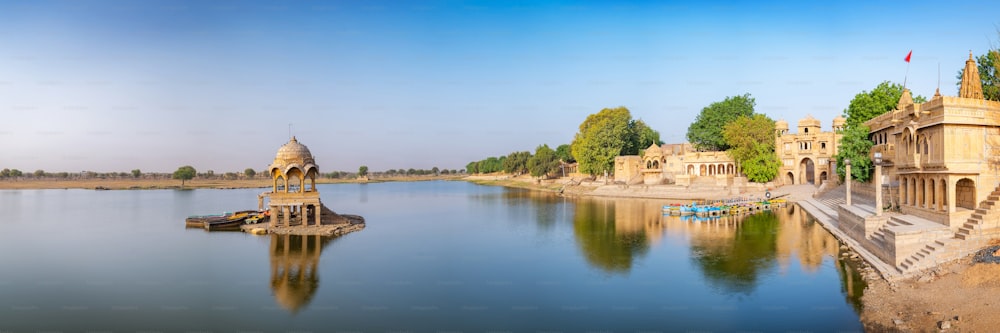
[861,250,1000,332]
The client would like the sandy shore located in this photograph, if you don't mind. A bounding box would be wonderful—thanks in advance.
[0,175,464,190]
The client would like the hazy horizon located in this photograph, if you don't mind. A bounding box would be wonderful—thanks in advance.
[2,0,998,173]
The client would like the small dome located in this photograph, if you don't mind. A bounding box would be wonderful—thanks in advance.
[833,115,846,126]
[775,119,789,130]
[798,115,821,128]
[273,136,315,167]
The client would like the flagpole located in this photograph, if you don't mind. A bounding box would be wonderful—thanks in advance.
[904,60,910,88]
[903,50,912,88]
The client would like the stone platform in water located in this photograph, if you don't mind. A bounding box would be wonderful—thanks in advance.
[242,212,365,237]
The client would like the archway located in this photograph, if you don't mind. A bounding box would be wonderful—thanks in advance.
[699,165,706,176]
[799,158,815,184]
[786,172,795,185]
[956,178,976,210]
[819,171,827,186]
[687,165,694,175]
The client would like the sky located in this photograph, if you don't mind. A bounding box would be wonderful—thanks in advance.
[1,0,998,173]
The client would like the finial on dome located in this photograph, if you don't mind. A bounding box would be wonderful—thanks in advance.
[291,136,297,142]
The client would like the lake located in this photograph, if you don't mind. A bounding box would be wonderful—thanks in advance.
[0,181,865,332]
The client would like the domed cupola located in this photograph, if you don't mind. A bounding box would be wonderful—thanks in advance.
[268,136,319,193]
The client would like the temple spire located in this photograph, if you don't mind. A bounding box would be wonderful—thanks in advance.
[897,88,913,110]
[959,51,984,99]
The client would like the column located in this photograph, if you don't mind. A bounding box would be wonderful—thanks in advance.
[875,163,882,216]
[284,206,290,227]
[845,161,851,206]
[948,177,957,213]
[269,205,279,227]
[314,204,321,226]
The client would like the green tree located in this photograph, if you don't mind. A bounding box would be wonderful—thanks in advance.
[244,168,256,178]
[835,125,875,183]
[955,50,999,101]
[358,165,368,177]
[34,169,45,178]
[431,166,440,175]
[722,114,780,183]
[223,172,238,180]
[843,81,927,128]
[528,144,560,178]
[9,169,22,178]
[571,106,635,176]
[172,165,197,188]
[555,144,575,163]
[131,169,141,178]
[503,151,531,175]
[627,119,664,154]
[0,168,9,178]
[466,161,479,174]
[687,93,756,151]
[836,81,926,182]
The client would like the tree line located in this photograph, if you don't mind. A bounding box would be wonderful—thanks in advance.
[466,144,575,178]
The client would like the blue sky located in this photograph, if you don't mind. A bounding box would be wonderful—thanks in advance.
[1,0,998,173]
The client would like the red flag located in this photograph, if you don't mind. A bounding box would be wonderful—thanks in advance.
[905,50,912,63]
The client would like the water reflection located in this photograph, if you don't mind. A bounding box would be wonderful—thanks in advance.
[657,203,866,305]
[268,234,334,314]
[572,199,654,274]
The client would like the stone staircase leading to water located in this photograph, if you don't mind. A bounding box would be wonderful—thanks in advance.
[895,186,1000,274]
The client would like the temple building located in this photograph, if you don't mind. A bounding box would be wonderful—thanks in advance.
[614,143,739,186]
[262,136,324,227]
[774,115,844,186]
[864,52,1000,230]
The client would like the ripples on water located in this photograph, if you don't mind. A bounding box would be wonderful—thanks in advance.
[0,181,865,331]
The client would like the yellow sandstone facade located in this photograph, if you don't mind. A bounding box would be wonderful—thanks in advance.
[614,143,738,186]
[865,52,1000,229]
[774,116,844,186]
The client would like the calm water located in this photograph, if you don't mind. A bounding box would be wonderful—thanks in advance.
[0,181,865,332]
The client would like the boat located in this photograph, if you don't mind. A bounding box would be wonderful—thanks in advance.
[185,210,258,231]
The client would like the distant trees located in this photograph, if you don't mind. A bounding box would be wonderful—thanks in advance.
[528,144,560,178]
[722,114,779,183]
[358,165,369,177]
[503,151,531,175]
[172,165,197,188]
[8,169,22,178]
[244,168,256,178]
[570,106,660,176]
[431,166,440,176]
[686,93,756,151]
[131,169,142,178]
[34,170,45,178]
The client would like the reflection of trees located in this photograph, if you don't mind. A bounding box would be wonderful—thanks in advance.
[269,234,334,314]
[573,199,650,274]
[689,212,779,295]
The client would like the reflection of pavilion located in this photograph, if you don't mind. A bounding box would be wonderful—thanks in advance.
[269,233,333,313]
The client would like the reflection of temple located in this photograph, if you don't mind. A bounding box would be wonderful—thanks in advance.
[261,137,324,227]
[661,207,845,294]
[269,234,333,313]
